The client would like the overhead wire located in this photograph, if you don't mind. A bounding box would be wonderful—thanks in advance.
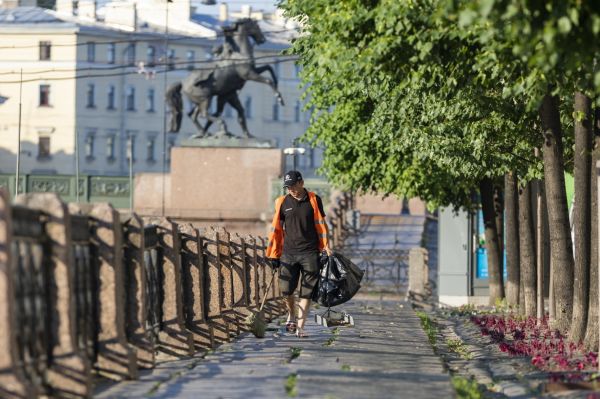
[0,56,300,84]
[0,53,299,77]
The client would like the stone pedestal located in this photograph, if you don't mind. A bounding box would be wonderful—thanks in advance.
[135,146,283,226]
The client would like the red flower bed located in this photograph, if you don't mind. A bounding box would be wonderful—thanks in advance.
[470,314,598,373]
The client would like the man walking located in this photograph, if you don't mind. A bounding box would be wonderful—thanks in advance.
[266,170,332,337]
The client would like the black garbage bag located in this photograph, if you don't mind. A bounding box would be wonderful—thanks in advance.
[314,252,364,307]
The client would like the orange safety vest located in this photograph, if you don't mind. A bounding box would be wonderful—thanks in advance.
[265,191,329,259]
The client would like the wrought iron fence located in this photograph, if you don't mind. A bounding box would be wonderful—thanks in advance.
[70,214,99,362]
[10,206,49,387]
[143,225,162,345]
[340,247,410,293]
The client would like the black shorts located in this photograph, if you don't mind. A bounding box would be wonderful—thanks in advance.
[279,252,319,299]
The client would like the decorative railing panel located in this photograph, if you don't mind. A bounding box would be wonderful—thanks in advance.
[143,225,162,346]
[70,214,98,363]
[11,206,49,390]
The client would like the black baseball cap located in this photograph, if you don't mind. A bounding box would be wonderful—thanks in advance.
[283,170,303,188]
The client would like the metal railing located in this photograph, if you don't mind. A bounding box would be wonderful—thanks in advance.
[11,206,49,388]
[70,214,99,363]
[143,225,162,345]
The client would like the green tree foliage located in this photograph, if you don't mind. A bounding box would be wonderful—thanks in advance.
[283,0,538,211]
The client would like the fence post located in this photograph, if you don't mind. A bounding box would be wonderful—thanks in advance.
[89,203,138,380]
[408,247,429,301]
[0,189,36,398]
[203,227,231,344]
[212,227,240,336]
[179,224,214,350]
[256,236,277,320]
[15,193,91,397]
[245,235,260,309]
[231,233,252,330]
[122,214,155,369]
[151,217,194,358]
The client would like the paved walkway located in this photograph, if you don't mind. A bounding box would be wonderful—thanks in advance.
[94,298,453,399]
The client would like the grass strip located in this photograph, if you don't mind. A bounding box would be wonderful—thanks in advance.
[415,310,437,345]
[446,338,473,360]
[289,346,302,361]
[285,373,298,397]
[451,376,482,399]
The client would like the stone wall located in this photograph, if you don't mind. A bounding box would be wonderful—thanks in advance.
[0,189,285,398]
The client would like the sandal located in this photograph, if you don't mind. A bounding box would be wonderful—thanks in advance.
[285,321,297,333]
[296,328,309,338]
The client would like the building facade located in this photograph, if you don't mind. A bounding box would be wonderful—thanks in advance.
[0,0,321,180]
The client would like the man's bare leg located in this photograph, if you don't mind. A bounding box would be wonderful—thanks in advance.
[297,298,311,330]
[285,295,296,322]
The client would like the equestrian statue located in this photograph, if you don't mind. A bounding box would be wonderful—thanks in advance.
[166,18,285,138]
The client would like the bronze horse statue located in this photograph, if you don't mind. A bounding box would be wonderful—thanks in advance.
[166,18,285,138]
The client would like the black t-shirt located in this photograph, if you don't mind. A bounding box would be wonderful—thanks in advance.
[279,190,326,255]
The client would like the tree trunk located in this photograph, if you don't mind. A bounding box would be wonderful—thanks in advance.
[505,172,520,306]
[519,181,537,316]
[584,108,600,350]
[480,177,505,305]
[536,178,545,320]
[539,92,575,332]
[570,92,592,343]
[494,183,505,294]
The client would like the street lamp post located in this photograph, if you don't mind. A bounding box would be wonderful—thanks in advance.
[128,135,134,212]
[283,147,306,170]
[14,69,22,197]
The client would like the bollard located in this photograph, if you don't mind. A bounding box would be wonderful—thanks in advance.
[203,227,231,344]
[15,193,91,398]
[88,203,138,380]
[0,189,37,398]
[122,214,155,369]
[147,217,195,358]
[179,224,214,350]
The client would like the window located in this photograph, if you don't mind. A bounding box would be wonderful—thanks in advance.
[167,49,175,70]
[126,133,136,163]
[146,88,155,112]
[106,134,116,160]
[86,84,95,108]
[272,100,279,121]
[37,136,50,159]
[294,101,301,123]
[186,50,195,70]
[39,41,51,60]
[39,84,50,106]
[244,96,252,119]
[107,85,116,109]
[107,43,116,64]
[146,136,156,162]
[86,42,95,62]
[126,86,135,111]
[147,45,156,66]
[127,43,136,66]
[85,133,95,160]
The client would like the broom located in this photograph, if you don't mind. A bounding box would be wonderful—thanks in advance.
[246,269,277,338]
